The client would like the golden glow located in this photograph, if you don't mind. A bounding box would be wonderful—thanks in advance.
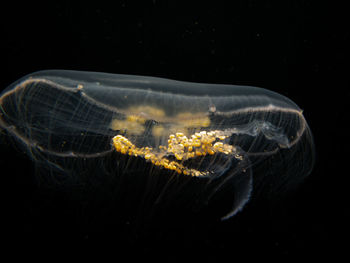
[175,112,211,128]
[112,130,236,177]
[110,104,212,137]
[110,119,145,135]
[152,125,165,137]
[126,114,146,124]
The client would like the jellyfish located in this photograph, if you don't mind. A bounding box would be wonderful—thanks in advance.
[0,70,314,226]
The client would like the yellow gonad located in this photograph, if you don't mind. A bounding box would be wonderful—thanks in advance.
[110,105,211,137]
[175,112,211,129]
[112,130,236,177]
[110,115,146,135]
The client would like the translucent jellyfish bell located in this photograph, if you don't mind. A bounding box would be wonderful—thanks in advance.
[0,70,314,221]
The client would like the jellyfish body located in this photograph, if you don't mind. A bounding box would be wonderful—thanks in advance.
[0,70,314,221]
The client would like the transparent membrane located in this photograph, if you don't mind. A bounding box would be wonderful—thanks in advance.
[0,70,314,222]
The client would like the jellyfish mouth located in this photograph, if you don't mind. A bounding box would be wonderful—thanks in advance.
[112,130,241,177]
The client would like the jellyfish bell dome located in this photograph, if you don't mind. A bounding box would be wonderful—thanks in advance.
[0,70,314,225]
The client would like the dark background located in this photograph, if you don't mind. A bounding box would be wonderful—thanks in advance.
[1,0,348,260]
